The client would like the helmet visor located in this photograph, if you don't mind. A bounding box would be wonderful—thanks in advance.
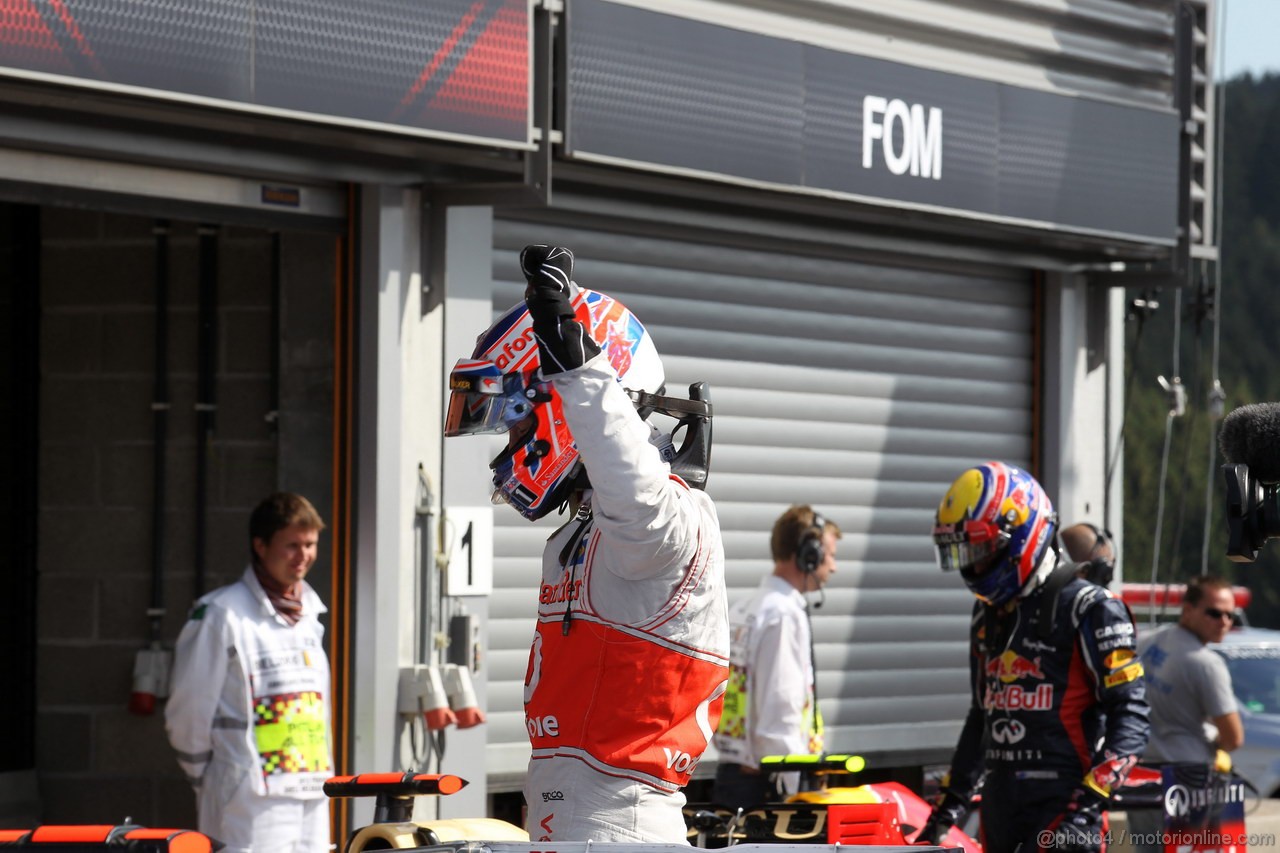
[445,360,538,437]
[933,521,1006,573]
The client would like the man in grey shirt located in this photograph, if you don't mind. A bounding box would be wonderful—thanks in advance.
[1128,575,1243,850]
[1139,575,1242,761]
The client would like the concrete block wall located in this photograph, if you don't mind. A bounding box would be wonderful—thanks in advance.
[35,209,284,827]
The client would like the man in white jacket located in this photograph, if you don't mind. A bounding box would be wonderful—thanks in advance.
[445,245,728,843]
[712,505,841,811]
[166,493,332,853]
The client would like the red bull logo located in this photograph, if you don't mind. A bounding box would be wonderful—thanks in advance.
[984,683,1053,711]
[999,480,1032,528]
[985,649,1045,683]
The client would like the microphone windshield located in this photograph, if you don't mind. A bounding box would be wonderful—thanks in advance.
[1220,403,1280,483]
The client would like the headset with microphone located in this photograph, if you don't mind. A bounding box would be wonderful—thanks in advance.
[1071,522,1116,587]
[795,509,828,737]
[797,512,828,574]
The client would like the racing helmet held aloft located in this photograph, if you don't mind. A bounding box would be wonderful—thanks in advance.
[446,286,691,521]
[932,461,1058,606]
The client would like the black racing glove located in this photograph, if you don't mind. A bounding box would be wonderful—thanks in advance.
[1050,788,1106,853]
[520,244,600,375]
[914,790,966,845]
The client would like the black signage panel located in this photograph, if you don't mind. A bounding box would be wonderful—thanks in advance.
[567,0,1177,244]
[566,1,806,185]
[0,0,531,146]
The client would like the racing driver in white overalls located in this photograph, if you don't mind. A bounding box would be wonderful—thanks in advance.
[445,245,729,842]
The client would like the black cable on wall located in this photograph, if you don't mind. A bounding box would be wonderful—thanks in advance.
[149,220,171,640]
[194,224,219,598]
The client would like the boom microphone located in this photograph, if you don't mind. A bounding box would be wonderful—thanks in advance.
[1220,403,1280,483]
[1220,403,1280,561]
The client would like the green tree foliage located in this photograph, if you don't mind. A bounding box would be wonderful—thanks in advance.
[1122,73,1280,627]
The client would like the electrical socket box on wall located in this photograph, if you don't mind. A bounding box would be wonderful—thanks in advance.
[447,613,481,671]
[396,665,456,730]
[396,666,425,715]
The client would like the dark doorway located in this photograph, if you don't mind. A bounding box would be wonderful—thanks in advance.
[0,203,40,774]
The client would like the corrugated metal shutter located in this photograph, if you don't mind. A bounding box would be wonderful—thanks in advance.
[483,214,1035,788]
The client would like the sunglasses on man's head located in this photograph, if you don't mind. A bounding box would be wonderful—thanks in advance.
[1202,607,1234,621]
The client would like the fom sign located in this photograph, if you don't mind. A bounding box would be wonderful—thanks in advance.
[862,95,943,180]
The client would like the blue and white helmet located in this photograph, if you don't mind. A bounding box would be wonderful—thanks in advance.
[932,461,1058,606]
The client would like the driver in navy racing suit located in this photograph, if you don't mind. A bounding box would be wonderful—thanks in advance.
[917,462,1149,853]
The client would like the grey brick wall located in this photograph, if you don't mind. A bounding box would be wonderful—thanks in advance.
[34,208,335,828]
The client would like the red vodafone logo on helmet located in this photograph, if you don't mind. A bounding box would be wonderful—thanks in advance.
[491,324,539,373]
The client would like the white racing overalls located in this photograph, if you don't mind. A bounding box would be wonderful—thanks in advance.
[523,353,730,843]
[165,567,332,853]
